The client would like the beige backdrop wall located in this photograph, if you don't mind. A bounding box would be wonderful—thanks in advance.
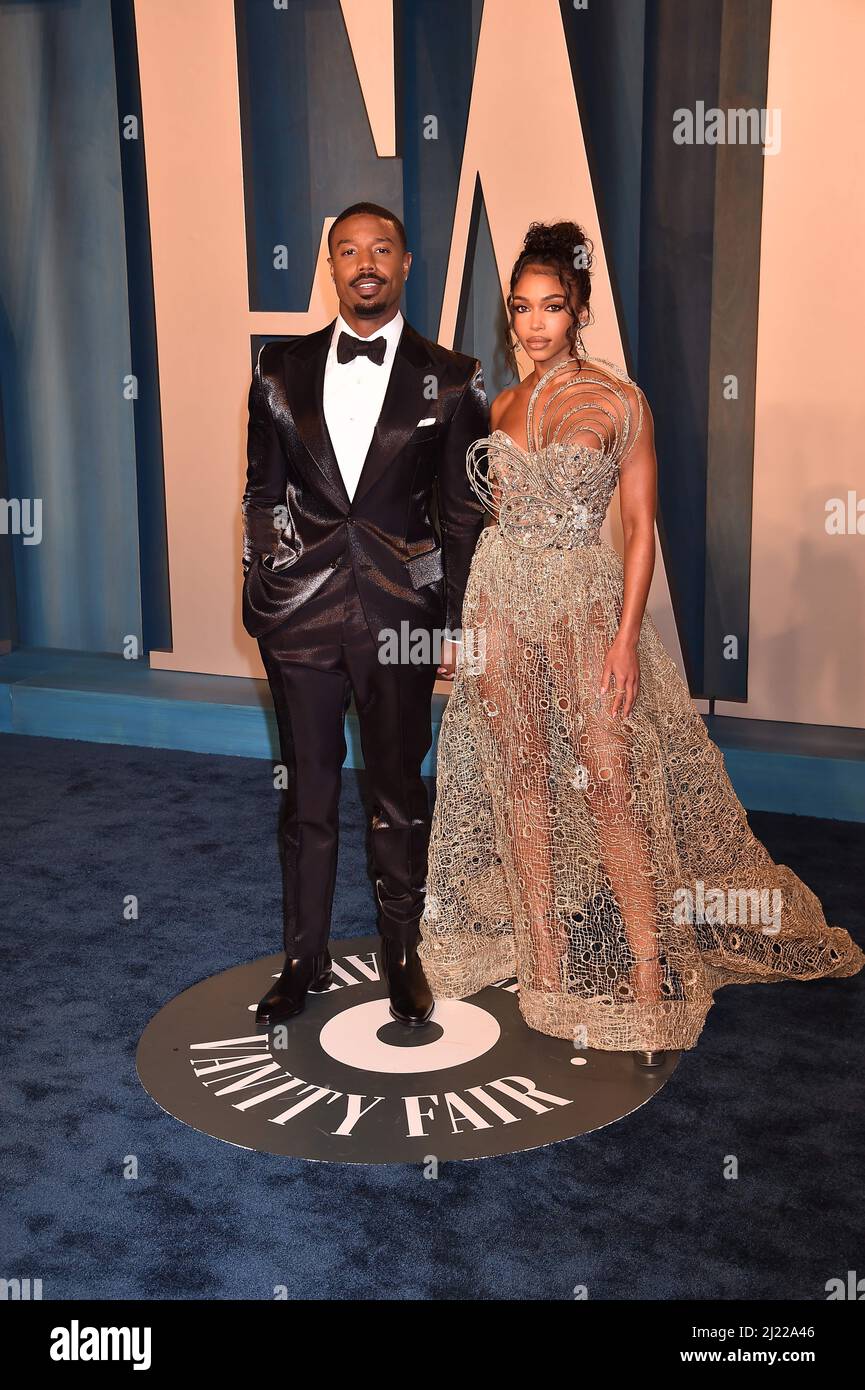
[714,0,865,727]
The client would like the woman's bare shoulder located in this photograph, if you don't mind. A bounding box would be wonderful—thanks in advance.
[490,385,521,430]
[581,356,648,414]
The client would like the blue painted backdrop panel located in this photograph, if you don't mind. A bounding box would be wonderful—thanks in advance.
[0,0,142,653]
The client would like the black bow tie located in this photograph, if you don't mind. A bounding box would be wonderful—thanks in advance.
[336,331,387,366]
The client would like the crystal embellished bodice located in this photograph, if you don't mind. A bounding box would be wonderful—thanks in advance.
[466,355,643,550]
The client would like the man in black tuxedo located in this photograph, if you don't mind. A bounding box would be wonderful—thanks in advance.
[242,202,489,1029]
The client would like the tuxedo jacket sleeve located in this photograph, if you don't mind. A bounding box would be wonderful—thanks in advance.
[437,358,490,636]
[241,345,287,576]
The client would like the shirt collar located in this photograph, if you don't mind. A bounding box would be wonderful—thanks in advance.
[333,309,404,348]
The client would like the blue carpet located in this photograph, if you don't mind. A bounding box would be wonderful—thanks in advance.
[1,731,862,1300]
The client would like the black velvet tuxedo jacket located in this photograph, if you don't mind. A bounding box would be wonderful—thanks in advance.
[241,319,490,642]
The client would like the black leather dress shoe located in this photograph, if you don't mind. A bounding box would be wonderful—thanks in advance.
[380,937,434,1027]
[256,950,332,1029]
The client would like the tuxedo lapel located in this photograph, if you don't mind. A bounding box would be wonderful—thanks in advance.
[282,322,350,510]
[351,322,431,508]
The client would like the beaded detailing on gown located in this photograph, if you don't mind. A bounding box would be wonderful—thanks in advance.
[418,355,864,1051]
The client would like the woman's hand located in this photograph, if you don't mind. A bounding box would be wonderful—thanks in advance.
[436,637,460,681]
[599,635,640,719]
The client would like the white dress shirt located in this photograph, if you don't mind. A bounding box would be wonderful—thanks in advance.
[322,310,404,501]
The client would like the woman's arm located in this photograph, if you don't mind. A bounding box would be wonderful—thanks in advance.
[600,387,657,719]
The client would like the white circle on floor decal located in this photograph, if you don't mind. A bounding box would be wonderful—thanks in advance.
[318,999,500,1073]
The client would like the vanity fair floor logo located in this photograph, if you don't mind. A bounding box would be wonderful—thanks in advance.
[136,937,678,1163]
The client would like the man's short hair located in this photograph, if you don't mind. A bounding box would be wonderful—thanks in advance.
[328,202,407,255]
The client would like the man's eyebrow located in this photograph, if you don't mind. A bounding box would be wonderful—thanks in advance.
[335,234,396,246]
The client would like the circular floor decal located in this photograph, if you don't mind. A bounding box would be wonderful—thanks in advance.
[136,936,680,1163]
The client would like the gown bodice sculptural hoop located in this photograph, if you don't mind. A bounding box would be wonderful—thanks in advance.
[418,354,864,1052]
[466,353,644,551]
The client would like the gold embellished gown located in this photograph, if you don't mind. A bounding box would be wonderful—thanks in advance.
[418,356,864,1051]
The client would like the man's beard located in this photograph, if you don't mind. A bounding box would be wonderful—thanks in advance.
[353,296,387,317]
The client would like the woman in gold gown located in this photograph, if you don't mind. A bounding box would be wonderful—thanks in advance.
[418,221,864,1062]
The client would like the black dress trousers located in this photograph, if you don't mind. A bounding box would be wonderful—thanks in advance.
[256,557,439,956]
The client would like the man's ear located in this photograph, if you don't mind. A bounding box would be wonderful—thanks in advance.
[403,250,413,277]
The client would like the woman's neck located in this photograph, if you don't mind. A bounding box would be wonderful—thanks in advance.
[527,347,578,386]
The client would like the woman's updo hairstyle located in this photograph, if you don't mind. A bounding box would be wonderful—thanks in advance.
[505,220,594,376]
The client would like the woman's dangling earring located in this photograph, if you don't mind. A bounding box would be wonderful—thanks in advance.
[575,315,587,357]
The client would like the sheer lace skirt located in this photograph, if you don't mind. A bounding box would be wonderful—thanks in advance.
[419,526,864,1050]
